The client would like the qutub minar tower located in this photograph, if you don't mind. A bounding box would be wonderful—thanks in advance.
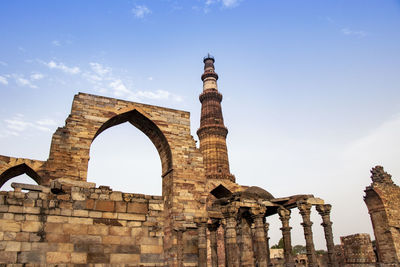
[197,54,235,182]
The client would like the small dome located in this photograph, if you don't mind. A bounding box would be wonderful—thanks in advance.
[241,186,274,200]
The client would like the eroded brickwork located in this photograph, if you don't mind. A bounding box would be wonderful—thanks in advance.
[364,166,400,265]
[340,233,376,265]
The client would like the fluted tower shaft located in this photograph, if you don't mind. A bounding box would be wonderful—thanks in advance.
[197,55,234,182]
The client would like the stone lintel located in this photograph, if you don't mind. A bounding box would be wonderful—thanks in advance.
[11,182,50,193]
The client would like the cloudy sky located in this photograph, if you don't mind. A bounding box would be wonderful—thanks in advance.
[1,0,400,249]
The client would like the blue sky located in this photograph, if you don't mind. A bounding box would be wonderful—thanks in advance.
[1,0,400,248]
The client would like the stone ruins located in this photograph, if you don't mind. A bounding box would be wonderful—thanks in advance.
[0,56,399,266]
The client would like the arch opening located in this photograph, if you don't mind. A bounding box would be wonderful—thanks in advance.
[88,109,173,195]
[0,164,41,190]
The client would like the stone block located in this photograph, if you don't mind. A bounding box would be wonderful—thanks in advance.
[87,252,110,263]
[95,200,115,212]
[110,253,140,264]
[88,225,109,235]
[46,252,71,263]
[127,202,148,214]
[70,234,102,244]
[44,223,63,233]
[3,231,16,240]
[5,241,21,251]
[102,235,120,245]
[63,224,88,235]
[115,201,126,212]
[0,220,21,232]
[68,217,92,225]
[71,192,86,201]
[88,211,102,218]
[141,253,163,263]
[15,232,29,242]
[141,244,163,254]
[109,226,130,236]
[117,213,146,221]
[22,221,42,232]
[73,209,89,217]
[58,243,74,252]
[17,251,45,263]
[46,233,70,243]
[0,251,17,263]
[71,252,87,264]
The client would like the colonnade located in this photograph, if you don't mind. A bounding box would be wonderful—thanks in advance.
[199,201,339,267]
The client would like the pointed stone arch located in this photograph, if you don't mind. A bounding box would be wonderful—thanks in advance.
[0,163,42,188]
[91,108,173,177]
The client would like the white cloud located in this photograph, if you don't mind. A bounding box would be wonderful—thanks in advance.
[36,118,57,126]
[0,61,7,66]
[109,79,132,97]
[30,73,44,81]
[221,0,240,8]
[0,75,8,85]
[52,40,61,46]
[15,76,37,88]
[147,77,153,81]
[132,5,151,18]
[341,28,367,38]
[44,60,80,74]
[90,62,111,76]
[204,0,241,9]
[135,90,170,100]
[1,115,57,138]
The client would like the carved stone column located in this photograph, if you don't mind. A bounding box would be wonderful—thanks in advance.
[264,222,272,267]
[196,218,208,267]
[316,204,338,267]
[222,204,240,267]
[251,206,268,267]
[298,202,317,267]
[237,216,255,267]
[208,221,220,267]
[278,207,295,267]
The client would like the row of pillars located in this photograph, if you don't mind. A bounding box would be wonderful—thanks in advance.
[197,202,338,267]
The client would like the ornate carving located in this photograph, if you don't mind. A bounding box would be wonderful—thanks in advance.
[316,204,338,267]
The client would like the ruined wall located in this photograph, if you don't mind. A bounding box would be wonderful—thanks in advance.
[0,183,165,265]
[364,166,400,264]
[0,92,208,265]
[340,233,376,266]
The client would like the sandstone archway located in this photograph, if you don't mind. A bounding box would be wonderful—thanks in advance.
[91,109,172,176]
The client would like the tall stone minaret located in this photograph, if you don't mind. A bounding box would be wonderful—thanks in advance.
[197,55,235,182]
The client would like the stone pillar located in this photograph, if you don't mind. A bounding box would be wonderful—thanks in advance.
[196,218,208,267]
[251,206,268,267]
[239,216,255,267]
[298,202,317,267]
[208,221,220,267]
[264,222,272,267]
[316,204,338,267]
[278,207,295,267]
[222,204,240,267]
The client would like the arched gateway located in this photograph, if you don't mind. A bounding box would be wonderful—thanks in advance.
[0,57,338,266]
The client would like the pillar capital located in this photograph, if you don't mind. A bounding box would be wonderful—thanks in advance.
[278,207,291,220]
[221,203,239,219]
[250,205,266,219]
[297,201,312,216]
[316,204,332,216]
